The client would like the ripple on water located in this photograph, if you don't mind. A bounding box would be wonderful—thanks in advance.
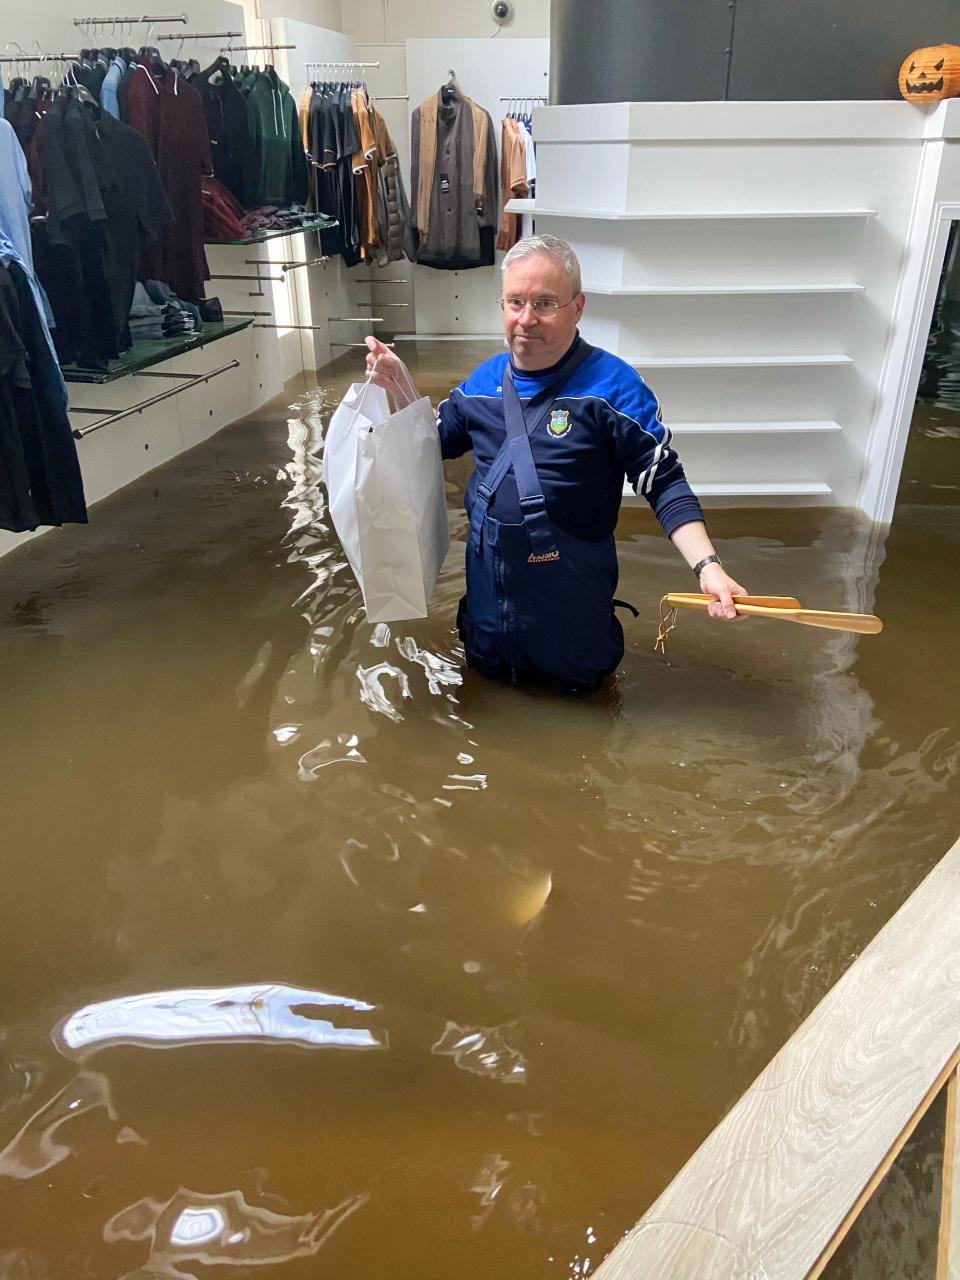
[297,733,366,779]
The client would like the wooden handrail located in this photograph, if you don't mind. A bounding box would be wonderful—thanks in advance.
[593,834,960,1280]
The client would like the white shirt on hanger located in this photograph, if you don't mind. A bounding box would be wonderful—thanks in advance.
[519,121,536,239]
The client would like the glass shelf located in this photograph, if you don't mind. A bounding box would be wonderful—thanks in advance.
[205,214,339,247]
[61,319,253,385]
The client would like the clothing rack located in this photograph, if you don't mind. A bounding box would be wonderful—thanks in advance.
[278,256,330,273]
[0,53,79,64]
[375,95,408,101]
[70,360,239,438]
[500,95,548,101]
[157,30,241,41]
[305,60,381,70]
[73,13,188,24]
[218,43,296,53]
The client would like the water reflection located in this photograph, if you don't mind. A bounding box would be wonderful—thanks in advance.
[58,985,385,1054]
[105,1185,369,1277]
[0,1072,116,1180]
[433,1023,527,1084]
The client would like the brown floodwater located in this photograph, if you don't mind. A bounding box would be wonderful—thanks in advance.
[0,342,958,1280]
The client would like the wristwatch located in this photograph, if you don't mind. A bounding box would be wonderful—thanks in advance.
[693,554,722,578]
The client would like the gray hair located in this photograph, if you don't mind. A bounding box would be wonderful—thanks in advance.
[501,234,582,296]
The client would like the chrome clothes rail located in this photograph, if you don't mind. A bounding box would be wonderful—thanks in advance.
[305,60,380,69]
[157,29,241,40]
[73,13,188,24]
[0,53,79,63]
[220,43,296,52]
[70,360,239,438]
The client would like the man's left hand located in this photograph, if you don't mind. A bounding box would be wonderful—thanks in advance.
[698,563,748,620]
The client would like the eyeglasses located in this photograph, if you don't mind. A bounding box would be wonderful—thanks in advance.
[498,295,576,316]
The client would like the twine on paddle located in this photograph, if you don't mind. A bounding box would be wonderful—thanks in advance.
[654,594,680,654]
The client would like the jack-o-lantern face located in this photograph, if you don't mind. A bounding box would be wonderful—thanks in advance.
[899,44,960,102]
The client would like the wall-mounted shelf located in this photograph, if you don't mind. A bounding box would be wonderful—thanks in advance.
[672,419,842,434]
[584,283,865,296]
[61,319,253,385]
[692,481,834,497]
[629,353,854,369]
[624,479,834,499]
[205,214,339,248]
[506,201,877,220]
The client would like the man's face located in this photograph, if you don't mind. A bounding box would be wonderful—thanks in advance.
[501,254,585,369]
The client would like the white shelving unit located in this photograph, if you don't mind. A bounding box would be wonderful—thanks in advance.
[629,354,854,368]
[507,205,878,220]
[583,283,865,296]
[521,99,960,516]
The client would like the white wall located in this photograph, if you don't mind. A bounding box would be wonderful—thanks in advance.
[340,0,549,42]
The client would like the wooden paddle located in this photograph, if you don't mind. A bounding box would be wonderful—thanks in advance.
[667,593,803,609]
[664,594,883,635]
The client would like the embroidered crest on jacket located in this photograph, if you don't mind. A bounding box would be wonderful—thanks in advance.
[547,407,571,438]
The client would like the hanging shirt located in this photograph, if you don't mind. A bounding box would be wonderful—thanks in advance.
[352,87,379,259]
[495,117,529,251]
[519,121,536,238]
[436,334,703,540]
[0,118,65,403]
[100,55,126,120]
[309,87,361,262]
[0,260,86,531]
[298,84,313,157]
[410,89,498,270]
[126,60,213,300]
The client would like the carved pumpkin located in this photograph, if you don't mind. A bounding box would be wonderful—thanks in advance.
[899,44,960,102]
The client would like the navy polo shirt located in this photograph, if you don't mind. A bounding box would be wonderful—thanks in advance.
[436,334,703,541]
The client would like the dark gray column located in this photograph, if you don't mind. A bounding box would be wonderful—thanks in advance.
[551,0,960,104]
[550,0,731,105]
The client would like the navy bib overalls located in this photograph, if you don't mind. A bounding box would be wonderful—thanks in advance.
[457,341,626,691]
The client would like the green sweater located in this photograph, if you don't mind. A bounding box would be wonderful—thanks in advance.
[246,69,309,206]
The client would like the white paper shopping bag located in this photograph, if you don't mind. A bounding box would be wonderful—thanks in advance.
[324,378,449,624]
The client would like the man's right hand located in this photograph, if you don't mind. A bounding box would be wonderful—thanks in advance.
[364,336,420,409]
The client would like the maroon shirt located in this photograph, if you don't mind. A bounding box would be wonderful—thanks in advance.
[125,60,213,300]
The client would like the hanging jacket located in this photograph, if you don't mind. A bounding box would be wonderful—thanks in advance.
[125,60,214,300]
[409,86,498,270]
[496,116,529,251]
[376,153,416,265]
[194,64,258,207]
[0,117,65,401]
[368,108,414,265]
[246,68,308,207]
[0,260,87,532]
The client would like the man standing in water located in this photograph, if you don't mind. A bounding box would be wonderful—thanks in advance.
[365,234,745,691]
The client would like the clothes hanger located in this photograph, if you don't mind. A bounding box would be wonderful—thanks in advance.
[440,68,458,105]
[61,65,98,106]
